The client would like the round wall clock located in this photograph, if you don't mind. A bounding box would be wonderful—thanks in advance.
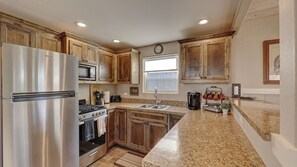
[154,44,163,54]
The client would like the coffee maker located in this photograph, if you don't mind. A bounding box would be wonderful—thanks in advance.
[187,92,201,110]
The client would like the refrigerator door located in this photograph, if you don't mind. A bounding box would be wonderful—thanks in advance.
[1,43,78,98]
[2,96,79,167]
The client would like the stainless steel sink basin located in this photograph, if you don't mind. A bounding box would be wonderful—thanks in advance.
[138,104,169,110]
[138,104,155,108]
[151,105,169,110]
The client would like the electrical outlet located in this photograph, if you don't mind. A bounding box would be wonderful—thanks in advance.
[124,93,128,96]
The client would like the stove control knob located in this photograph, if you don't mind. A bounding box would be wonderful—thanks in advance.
[92,113,95,116]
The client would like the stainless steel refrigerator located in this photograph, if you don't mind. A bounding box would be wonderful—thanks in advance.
[0,43,79,167]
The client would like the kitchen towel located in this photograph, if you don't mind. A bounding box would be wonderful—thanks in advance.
[83,118,95,141]
[97,114,108,137]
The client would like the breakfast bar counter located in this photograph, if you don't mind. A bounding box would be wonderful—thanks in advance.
[231,99,280,141]
[105,103,265,167]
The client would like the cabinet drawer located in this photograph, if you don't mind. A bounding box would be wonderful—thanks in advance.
[129,110,168,124]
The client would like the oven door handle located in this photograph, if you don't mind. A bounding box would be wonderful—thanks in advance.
[79,114,107,125]
[89,151,98,157]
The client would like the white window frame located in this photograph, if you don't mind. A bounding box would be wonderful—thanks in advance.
[143,54,179,94]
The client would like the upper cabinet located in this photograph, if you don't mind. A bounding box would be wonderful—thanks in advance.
[36,32,61,52]
[116,49,140,84]
[0,22,36,47]
[98,49,116,83]
[60,32,98,63]
[179,33,233,83]
[0,13,61,52]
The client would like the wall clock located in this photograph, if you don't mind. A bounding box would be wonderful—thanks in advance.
[154,44,163,54]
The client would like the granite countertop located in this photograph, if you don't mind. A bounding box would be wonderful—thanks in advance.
[105,102,265,167]
[231,99,280,141]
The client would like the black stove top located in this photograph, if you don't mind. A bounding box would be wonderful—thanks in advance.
[79,104,105,114]
[79,99,105,114]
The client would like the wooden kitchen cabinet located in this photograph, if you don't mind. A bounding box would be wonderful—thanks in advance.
[179,34,232,83]
[60,32,98,63]
[127,110,168,152]
[181,42,203,80]
[204,38,230,80]
[116,49,140,84]
[115,109,127,145]
[146,122,167,150]
[107,109,115,148]
[117,53,131,83]
[98,49,116,83]
[36,32,61,52]
[169,114,183,129]
[0,22,36,47]
[127,119,146,150]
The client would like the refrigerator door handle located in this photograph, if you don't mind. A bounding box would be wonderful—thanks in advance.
[12,91,76,102]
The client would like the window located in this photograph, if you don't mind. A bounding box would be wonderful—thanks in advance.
[143,54,179,93]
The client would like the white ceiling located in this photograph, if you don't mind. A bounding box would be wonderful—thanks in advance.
[0,0,241,50]
[246,0,279,20]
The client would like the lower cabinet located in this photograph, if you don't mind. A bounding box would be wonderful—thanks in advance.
[111,108,183,152]
[146,122,167,150]
[107,109,115,148]
[127,110,168,153]
[169,114,183,130]
[115,109,127,145]
[128,119,146,151]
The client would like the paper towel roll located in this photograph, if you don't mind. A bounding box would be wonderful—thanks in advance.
[104,91,110,104]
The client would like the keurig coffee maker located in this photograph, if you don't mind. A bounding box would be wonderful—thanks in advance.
[187,92,201,110]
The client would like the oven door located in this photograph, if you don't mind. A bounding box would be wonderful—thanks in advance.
[79,118,107,167]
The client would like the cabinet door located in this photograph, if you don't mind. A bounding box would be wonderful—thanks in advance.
[146,122,167,151]
[36,32,61,52]
[169,114,183,130]
[85,45,97,63]
[98,51,115,82]
[117,54,131,83]
[127,119,146,150]
[68,39,84,61]
[107,110,115,148]
[181,42,203,80]
[0,23,35,47]
[115,109,127,145]
[204,38,230,79]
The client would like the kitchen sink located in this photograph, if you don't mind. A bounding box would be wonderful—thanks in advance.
[138,104,155,108]
[151,105,169,110]
[138,104,169,110]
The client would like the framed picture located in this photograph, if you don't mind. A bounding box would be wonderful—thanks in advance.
[263,39,280,84]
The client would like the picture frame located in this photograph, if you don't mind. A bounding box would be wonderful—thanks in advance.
[263,39,280,84]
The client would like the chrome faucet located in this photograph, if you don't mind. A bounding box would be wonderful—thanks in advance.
[154,87,161,105]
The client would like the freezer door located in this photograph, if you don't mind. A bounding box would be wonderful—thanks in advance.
[2,97,79,167]
[1,43,78,98]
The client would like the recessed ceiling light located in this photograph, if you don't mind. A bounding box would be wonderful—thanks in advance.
[76,22,87,28]
[198,19,208,25]
[113,39,120,43]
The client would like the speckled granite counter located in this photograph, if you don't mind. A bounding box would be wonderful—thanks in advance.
[104,102,264,167]
[231,99,280,141]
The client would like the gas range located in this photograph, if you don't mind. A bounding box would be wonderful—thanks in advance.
[78,99,107,121]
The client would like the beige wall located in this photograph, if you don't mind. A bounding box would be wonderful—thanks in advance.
[231,15,280,103]
[78,84,116,103]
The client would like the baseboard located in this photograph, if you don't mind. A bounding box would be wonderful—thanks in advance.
[272,134,297,167]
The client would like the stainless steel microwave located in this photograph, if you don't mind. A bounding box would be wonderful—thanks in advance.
[79,62,97,81]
